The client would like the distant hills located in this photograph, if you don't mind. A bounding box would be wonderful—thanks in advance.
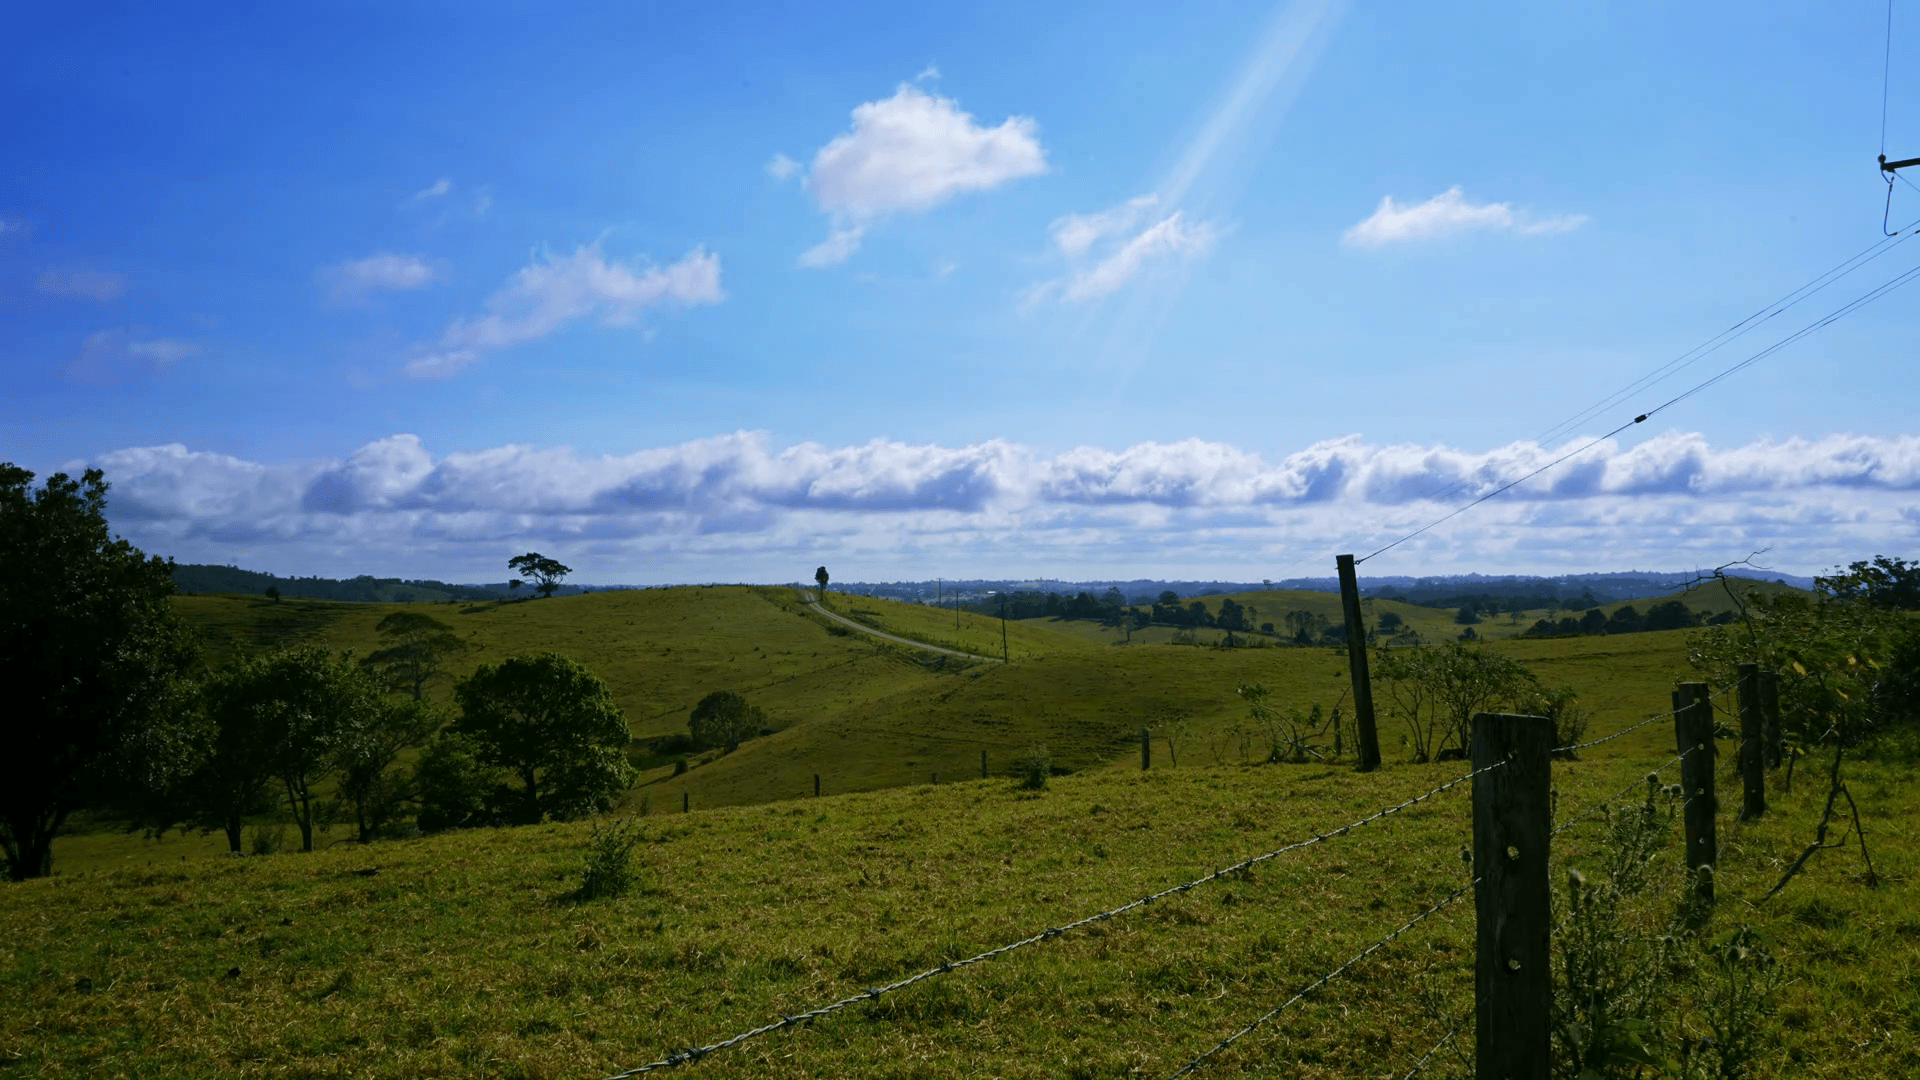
[169,564,587,603]
[172,561,1816,610]
[836,568,1818,610]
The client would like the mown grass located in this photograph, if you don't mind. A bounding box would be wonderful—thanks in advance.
[4,732,1912,1078]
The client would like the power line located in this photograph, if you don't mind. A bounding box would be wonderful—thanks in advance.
[1355,249,1920,565]
[1392,223,1920,520]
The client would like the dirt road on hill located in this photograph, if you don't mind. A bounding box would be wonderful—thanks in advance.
[796,590,1004,663]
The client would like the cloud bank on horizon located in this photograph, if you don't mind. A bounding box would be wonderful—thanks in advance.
[75,430,1919,583]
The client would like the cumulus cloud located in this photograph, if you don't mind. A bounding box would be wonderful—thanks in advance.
[1026,205,1216,306]
[765,153,802,181]
[407,245,724,379]
[37,270,126,302]
[320,253,440,303]
[1344,186,1588,247]
[67,330,201,384]
[80,430,1920,580]
[794,83,1046,266]
[412,177,452,201]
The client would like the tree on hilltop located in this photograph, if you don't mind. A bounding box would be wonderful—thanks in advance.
[0,464,200,880]
[815,565,830,596]
[507,553,571,599]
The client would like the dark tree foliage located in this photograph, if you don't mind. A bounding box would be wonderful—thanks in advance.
[815,566,830,594]
[0,465,200,881]
[201,646,388,852]
[453,653,634,823]
[335,696,440,842]
[359,611,467,700]
[413,732,497,832]
[688,689,766,752]
[1818,556,1920,610]
[507,552,572,599]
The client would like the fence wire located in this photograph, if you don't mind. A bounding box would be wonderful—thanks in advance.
[1552,750,1689,839]
[1401,1005,1472,1079]
[1164,877,1477,1079]
[600,760,1504,1077]
[1553,707,1677,755]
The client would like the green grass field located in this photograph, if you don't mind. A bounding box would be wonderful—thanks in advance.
[3,731,1911,1077]
[4,587,1912,1076]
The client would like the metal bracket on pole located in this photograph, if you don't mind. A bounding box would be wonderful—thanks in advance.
[1882,153,1920,173]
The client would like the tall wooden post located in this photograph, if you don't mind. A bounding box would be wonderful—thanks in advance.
[1758,670,1781,768]
[1000,592,1009,663]
[814,773,820,797]
[1673,682,1717,901]
[683,791,690,814]
[1472,712,1553,1080]
[980,750,988,779]
[1736,664,1765,820]
[1141,727,1151,770]
[1336,555,1383,771]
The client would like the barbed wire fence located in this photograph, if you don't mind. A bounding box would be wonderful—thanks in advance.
[601,682,1768,1079]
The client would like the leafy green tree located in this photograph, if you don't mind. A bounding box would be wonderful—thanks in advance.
[453,653,634,822]
[0,465,201,880]
[192,665,284,853]
[1374,642,1542,762]
[688,690,765,752]
[413,732,498,832]
[359,611,468,700]
[336,697,440,841]
[206,646,386,852]
[264,585,281,604]
[815,565,830,595]
[1819,555,1920,610]
[507,552,572,599]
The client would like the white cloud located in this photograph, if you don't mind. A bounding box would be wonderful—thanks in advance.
[1048,195,1160,258]
[320,253,440,303]
[0,218,27,237]
[797,225,866,268]
[413,177,452,201]
[407,245,723,379]
[80,430,1920,581]
[915,64,940,82]
[795,83,1046,265]
[1026,207,1216,306]
[37,270,126,302]
[765,153,802,181]
[1344,186,1588,247]
[67,330,200,384]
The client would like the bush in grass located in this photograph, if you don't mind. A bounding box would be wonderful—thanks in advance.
[1012,746,1051,790]
[249,823,288,855]
[575,817,644,900]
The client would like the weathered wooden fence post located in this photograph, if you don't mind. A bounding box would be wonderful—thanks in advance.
[980,750,988,779]
[1758,670,1781,768]
[1335,554,1383,771]
[683,791,690,814]
[1141,727,1151,771]
[1472,711,1553,1080]
[1737,664,1765,820]
[1673,682,1716,902]
[814,773,820,797]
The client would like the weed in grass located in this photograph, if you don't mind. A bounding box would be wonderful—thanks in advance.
[573,816,644,901]
[249,823,288,856]
[1013,746,1051,790]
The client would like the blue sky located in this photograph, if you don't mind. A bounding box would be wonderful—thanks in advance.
[5,1,1918,583]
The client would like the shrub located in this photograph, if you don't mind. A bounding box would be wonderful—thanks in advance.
[249,823,288,856]
[575,817,644,900]
[1012,746,1051,790]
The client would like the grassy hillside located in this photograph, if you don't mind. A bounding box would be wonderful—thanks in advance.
[820,591,1101,660]
[3,734,1911,1078]
[174,587,951,740]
